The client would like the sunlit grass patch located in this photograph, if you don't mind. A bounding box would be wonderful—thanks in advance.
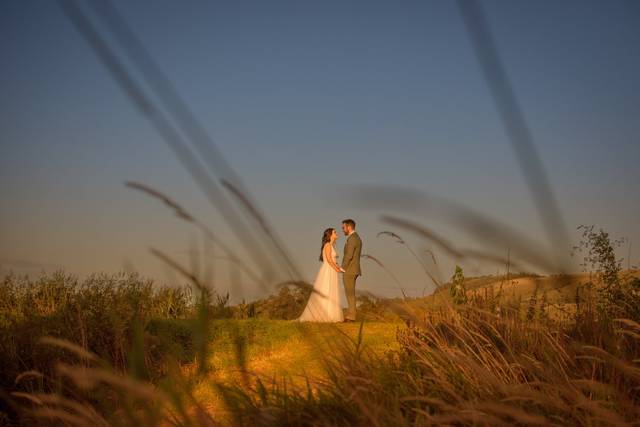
[187,319,402,419]
[198,319,401,382]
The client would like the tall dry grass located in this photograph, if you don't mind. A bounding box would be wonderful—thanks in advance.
[4,276,640,426]
[214,305,640,426]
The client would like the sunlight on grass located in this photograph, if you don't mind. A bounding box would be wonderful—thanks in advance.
[192,320,401,411]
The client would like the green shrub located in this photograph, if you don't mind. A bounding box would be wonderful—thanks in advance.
[573,225,637,322]
[0,270,198,400]
[449,265,467,305]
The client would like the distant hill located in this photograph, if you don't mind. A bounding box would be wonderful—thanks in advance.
[439,270,639,301]
[371,270,640,322]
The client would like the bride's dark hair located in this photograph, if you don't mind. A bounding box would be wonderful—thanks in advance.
[319,228,334,261]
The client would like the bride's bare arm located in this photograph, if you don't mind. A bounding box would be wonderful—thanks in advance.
[323,243,342,272]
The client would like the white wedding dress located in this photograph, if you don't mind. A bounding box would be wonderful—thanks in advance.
[297,244,344,322]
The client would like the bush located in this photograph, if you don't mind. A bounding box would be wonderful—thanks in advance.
[233,286,311,320]
[573,225,637,323]
[449,265,467,305]
[0,270,198,405]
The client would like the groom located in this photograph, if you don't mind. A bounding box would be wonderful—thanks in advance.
[341,219,362,322]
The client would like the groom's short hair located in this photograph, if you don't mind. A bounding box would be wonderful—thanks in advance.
[342,219,356,229]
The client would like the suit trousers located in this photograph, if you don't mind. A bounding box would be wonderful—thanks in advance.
[343,273,358,320]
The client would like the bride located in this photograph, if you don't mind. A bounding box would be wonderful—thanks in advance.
[296,228,345,322]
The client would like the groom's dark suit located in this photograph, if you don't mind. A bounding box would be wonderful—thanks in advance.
[341,232,362,321]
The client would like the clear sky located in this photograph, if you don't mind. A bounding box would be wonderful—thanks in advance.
[1,0,639,302]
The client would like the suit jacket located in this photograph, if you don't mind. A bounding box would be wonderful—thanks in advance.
[342,232,362,276]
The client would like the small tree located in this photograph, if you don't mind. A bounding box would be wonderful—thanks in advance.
[572,225,625,320]
[450,265,467,305]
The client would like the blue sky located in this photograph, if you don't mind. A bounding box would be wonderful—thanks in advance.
[1,1,639,301]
